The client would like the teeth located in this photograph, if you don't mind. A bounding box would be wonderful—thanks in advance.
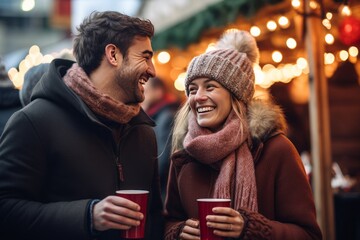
[197,107,214,113]
[139,78,146,85]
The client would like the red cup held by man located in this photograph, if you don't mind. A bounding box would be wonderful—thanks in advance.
[116,190,149,239]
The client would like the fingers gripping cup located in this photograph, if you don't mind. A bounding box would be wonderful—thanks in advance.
[197,198,231,240]
[116,190,149,239]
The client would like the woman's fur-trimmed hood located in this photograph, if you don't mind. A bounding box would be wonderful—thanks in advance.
[247,99,287,142]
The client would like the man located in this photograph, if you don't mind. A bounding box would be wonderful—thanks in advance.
[142,77,180,201]
[0,11,163,240]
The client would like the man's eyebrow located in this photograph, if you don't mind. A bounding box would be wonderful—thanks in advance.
[143,50,153,57]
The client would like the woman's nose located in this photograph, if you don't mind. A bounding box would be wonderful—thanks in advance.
[194,89,208,101]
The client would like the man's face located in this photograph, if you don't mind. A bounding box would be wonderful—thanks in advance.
[115,36,155,104]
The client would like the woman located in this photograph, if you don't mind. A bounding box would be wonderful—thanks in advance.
[164,30,322,239]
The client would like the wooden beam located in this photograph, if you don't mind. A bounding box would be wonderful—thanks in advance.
[304,0,335,239]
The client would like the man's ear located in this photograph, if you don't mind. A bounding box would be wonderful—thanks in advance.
[105,44,120,66]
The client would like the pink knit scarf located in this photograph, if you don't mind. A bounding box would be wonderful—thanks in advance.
[183,110,258,212]
[63,63,140,124]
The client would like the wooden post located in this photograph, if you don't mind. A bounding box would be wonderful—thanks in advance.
[304,0,335,239]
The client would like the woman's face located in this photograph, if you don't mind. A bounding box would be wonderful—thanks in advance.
[188,78,232,131]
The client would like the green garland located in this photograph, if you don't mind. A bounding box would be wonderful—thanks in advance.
[152,0,284,50]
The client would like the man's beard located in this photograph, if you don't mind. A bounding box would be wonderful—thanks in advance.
[115,63,144,104]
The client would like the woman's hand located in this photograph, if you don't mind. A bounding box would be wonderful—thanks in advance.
[180,218,201,240]
[206,207,245,238]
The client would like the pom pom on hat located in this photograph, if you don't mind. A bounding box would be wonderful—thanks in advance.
[185,29,259,104]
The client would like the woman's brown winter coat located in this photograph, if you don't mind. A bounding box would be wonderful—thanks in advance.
[164,100,322,240]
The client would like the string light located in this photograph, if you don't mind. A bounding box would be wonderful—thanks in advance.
[309,0,319,10]
[296,57,308,70]
[286,38,297,49]
[174,72,186,91]
[339,4,352,16]
[322,19,331,29]
[8,45,57,89]
[291,0,301,9]
[348,46,358,57]
[250,26,261,37]
[324,53,335,65]
[339,50,349,61]
[325,33,335,45]
[167,0,359,92]
[272,51,283,63]
[266,20,277,31]
[157,51,171,64]
[21,0,35,12]
[278,16,290,29]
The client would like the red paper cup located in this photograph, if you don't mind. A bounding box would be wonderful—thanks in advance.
[197,198,231,240]
[116,190,149,239]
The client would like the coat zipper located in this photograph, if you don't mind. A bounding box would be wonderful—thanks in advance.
[113,124,138,184]
[116,156,125,182]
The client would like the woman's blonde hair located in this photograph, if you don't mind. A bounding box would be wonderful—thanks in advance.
[171,94,249,153]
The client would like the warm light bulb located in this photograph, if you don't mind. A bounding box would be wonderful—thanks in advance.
[272,51,283,63]
[296,57,308,70]
[324,53,335,65]
[266,20,277,31]
[339,4,352,16]
[254,65,264,85]
[309,0,318,10]
[349,46,359,57]
[174,73,186,91]
[278,16,290,29]
[29,45,40,55]
[7,68,18,82]
[157,51,171,64]
[250,26,261,37]
[322,19,331,30]
[339,50,349,61]
[292,0,301,9]
[286,38,297,49]
[21,0,35,12]
[325,33,334,45]
[326,12,333,20]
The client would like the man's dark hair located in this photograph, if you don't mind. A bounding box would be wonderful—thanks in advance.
[73,11,154,74]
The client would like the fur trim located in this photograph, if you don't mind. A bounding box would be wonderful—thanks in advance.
[247,99,287,142]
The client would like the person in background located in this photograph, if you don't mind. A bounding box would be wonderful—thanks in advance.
[0,11,163,240]
[20,62,50,107]
[0,56,22,135]
[20,50,75,107]
[327,60,360,188]
[142,76,180,201]
[164,30,322,239]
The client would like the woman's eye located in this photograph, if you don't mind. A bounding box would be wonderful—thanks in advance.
[189,88,197,94]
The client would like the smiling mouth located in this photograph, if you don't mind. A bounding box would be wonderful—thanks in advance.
[139,77,147,85]
[197,106,215,113]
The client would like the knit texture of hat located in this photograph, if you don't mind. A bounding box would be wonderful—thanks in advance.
[185,30,259,104]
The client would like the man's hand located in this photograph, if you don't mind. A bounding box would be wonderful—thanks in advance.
[92,196,144,231]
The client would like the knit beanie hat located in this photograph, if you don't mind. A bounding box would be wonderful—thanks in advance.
[185,29,259,104]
